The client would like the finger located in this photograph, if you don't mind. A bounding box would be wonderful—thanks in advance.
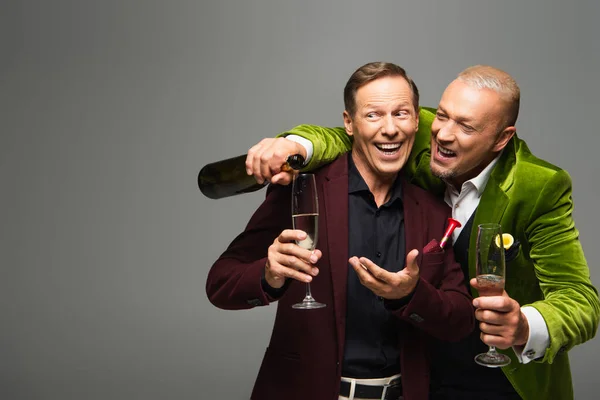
[271,248,318,275]
[358,257,390,283]
[469,277,479,289]
[273,231,321,271]
[246,142,263,175]
[267,258,314,283]
[473,296,514,312]
[270,171,295,186]
[251,143,269,184]
[478,321,504,334]
[258,150,275,184]
[276,229,308,243]
[474,308,505,325]
[404,249,420,275]
[480,333,512,350]
[349,257,380,287]
[310,249,323,264]
[269,140,295,174]
[349,256,368,272]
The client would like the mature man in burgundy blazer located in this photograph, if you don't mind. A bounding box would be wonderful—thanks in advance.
[206,62,474,400]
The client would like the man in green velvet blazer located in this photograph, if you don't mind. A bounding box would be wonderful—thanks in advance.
[244,65,599,399]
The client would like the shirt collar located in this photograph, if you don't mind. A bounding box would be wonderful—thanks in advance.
[348,153,403,205]
[447,151,502,198]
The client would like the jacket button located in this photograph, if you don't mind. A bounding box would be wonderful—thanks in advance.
[246,299,262,307]
[409,313,424,323]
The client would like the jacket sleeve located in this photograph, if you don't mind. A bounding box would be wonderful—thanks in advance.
[526,169,599,363]
[404,107,446,196]
[205,184,292,310]
[278,125,351,171]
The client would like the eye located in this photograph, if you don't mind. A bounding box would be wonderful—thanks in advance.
[366,112,377,119]
[435,112,448,121]
[460,124,475,133]
[395,110,409,117]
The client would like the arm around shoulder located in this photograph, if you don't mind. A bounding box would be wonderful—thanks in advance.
[278,125,351,171]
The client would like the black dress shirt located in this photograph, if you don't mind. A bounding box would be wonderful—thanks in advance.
[342,153,406,378]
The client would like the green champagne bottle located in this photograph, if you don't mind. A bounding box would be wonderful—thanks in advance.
[198,154,305,199]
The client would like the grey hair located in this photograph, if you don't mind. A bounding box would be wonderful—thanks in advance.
[457,65,520,127]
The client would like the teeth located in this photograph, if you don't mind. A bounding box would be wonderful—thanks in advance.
[438,145,455,156]
[377,143,401,150]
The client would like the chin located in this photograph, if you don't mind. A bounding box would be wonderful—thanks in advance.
[430,164,454,180]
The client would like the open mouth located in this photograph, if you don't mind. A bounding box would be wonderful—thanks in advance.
[436,143,456,158]
[375,142,401,156]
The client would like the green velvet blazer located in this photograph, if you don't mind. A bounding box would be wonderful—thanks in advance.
[279,107,599,400]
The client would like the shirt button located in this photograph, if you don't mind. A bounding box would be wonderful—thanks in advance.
[375,210,380,217]
[376,252,382,258]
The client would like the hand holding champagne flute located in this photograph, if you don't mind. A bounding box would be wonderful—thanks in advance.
[474,223,511,367]
[291,173,326,309]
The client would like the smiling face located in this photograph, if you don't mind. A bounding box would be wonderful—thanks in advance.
[344,75,419,186]
[430,79,515,188]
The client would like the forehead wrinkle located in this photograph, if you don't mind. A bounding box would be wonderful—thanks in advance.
[359,97,412,110]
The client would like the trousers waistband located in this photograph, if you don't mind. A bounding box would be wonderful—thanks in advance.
[339,374,402,400]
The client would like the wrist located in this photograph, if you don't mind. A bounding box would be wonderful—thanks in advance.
[515,310,530,346]
[264,270,285,289]
[285,135,312,164]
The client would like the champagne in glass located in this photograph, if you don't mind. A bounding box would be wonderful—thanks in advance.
[291,174,326,309]
[474,223,511,367]
[292,213,318,251]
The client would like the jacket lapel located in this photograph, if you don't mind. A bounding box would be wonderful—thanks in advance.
[468,141,516,292]
[402,178,426,267]
[322,156,350,361]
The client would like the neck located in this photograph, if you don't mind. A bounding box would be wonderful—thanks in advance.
[370,181,395,207]
[448,152,499,192]
[350,151,397,207]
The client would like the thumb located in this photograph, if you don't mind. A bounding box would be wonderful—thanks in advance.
[405,249,420,275]
[469,277,479,289]
[271,171,294,186]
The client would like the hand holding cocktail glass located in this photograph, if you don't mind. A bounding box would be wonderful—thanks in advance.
[290,173,325,309]
[472,223,512,367]
[263,173,324,308]
[262,173,325,309]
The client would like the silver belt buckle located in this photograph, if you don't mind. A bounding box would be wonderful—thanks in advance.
[381,377,401,400]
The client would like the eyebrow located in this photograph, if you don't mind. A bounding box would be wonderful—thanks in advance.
[362,101,413,110]
[437,105,475,124]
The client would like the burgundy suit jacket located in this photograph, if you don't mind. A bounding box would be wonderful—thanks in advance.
[206,155,474,400]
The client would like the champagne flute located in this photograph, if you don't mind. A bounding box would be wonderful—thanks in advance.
[291,173,326,309]
[474,223,511,367]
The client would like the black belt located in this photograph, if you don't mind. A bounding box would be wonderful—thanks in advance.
[339,377,402,399]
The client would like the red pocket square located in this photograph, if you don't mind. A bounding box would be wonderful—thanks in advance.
[423,239,443,254]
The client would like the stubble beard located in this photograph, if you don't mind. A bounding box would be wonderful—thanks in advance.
[430,162,456,181]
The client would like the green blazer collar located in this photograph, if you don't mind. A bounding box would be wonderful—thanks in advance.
[467,137,518,290]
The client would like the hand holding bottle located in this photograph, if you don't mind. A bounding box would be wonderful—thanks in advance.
[198,150,304,199]
[246,137,307,185]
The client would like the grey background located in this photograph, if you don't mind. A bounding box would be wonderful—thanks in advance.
[1,0,598,399]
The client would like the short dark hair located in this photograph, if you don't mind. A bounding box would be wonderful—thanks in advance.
[343,62,419,117]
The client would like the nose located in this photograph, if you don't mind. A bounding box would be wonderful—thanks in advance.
[381,115,399,137]
[433,119,454,143]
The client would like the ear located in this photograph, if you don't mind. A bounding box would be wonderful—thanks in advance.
[415,110,420,131]
[343,110,354,137]
[493,126,516,152]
